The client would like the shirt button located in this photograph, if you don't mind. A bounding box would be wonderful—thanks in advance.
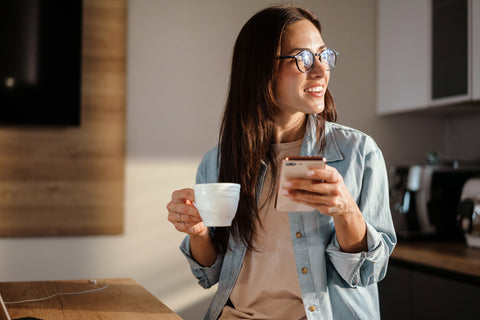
[301,267,308,274]
[309,305,316,312]
[296,232,302,238]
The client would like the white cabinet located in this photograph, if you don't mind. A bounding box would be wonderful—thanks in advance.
[376,0,478,115]
[377,1,430,114]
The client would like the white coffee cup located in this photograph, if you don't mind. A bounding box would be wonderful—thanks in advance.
[193,183,241,226]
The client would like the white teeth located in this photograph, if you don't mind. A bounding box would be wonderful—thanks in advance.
[305,86,323,93]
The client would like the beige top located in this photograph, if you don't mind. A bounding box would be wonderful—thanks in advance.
[220,139,306,320]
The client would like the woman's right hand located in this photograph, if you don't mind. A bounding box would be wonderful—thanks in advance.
[167,188,207,236]
[167,188,217,266]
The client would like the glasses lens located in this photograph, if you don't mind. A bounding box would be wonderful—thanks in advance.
[297,50,314,72]
[320,49,337,70]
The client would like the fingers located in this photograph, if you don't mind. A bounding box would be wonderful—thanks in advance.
[305,164,340,184]
[167,200,199,220]
[284,165,340,192]
[282,165,351,215]
[167,202,201,225]
[167,188,206,235]
[171,213,201,233]
[167,207,203,234]
[285,189,347,216]
[171,188,195,202]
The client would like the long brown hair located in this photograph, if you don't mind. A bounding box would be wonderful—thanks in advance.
[214,5,337,253]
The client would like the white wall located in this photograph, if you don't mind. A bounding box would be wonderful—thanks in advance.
[0,1,467,320]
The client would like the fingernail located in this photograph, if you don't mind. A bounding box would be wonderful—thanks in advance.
[282,189,290,196]
[307,170,314,176]
[285,181,292,187]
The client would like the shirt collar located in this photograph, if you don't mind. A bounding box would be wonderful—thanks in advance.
[300,114,343,163]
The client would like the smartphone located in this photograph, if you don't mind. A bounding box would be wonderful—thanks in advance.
[275,156,326,212]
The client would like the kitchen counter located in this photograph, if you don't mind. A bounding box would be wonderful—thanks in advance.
[391,241,480,279]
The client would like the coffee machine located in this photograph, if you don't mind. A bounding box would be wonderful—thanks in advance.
[456,177,480,248]
[389,161,480,240]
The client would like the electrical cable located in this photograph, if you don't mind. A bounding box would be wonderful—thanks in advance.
[4,281,109,305]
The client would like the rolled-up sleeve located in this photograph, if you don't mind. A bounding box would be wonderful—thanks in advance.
[325,148,396,287]
[180,235,224,289]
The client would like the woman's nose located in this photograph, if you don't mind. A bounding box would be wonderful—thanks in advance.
[309,58,327,78]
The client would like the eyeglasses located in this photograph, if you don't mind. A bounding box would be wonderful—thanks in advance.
[279,48,338,73]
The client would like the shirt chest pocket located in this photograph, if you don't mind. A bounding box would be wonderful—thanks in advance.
[299,211,334,245]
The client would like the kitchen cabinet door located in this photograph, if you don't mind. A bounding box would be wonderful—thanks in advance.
[410,268,480,320]
[377,0,475,115]
[376,0,430,114]
[379,261,480,320]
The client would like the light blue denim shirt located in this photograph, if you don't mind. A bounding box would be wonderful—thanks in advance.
[180,115,396,320]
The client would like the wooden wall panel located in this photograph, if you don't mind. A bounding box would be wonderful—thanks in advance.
[0,0,126,236]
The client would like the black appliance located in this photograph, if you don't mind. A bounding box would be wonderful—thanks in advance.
[389,161,480,240]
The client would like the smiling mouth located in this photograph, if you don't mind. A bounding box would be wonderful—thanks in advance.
[304,86,324,93]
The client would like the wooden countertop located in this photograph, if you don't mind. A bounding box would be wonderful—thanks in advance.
[0,278,182,320]
[391,241,480,279]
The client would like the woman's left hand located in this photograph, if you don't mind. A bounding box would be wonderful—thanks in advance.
[283,164,367,252]
[282,164,359,217]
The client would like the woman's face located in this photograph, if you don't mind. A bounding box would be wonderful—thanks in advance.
[274,19,330,119]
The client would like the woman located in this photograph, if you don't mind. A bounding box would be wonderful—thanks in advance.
[167,5,396,320]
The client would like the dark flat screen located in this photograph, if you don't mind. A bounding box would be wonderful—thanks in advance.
[0,0,82,126]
